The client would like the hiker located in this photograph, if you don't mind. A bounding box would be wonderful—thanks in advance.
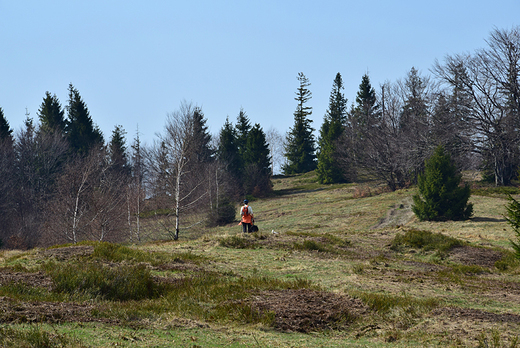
[240,199,254,233]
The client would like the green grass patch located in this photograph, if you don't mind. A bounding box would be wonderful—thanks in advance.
[219,235,257,249]
[350,290,440,315]
[0,324,86,348]
[472,185,520,197]
[390,228,464,256]
[43,261,161,301]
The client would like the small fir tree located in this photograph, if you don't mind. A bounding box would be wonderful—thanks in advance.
[412,145,473,221]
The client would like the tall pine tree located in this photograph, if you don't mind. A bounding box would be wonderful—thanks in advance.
[283,72,316,174]
[0,107,13,145]
[243,123,272,196]
[317,73,348,184]
[65,84,103,155]
[38,92,66,134]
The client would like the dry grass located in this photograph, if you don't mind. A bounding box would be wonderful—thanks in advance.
[1,172,520,347]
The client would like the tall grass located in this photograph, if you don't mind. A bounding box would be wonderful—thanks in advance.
[43,261,160,301]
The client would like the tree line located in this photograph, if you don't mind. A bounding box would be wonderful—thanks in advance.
[1,26,519,248]
[286,26,520,191]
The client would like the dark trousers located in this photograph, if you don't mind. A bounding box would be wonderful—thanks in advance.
[242,223,252,233]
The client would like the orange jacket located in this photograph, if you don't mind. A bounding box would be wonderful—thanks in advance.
[240,205,253,224]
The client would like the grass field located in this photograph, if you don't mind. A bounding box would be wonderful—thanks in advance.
[1,172,520,347]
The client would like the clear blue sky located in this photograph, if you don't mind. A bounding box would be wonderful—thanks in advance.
[1,1,518,145]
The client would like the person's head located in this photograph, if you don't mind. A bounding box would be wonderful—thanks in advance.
[243,199,248,205]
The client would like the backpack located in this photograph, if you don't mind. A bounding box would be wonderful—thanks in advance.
[242,206,250,217]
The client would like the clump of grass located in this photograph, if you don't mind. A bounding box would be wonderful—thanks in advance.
[390,229,464,256]
[495,250,520,271]
[43,261,161,301]
[477,329,519,348]
[219,235,257,249]
[350,290,440,315]
[293,240,331,253]
[0,325,86,347]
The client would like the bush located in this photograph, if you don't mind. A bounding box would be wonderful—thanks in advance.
[412,145,473,221]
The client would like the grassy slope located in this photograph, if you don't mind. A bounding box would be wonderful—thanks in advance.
[1,172,520,347]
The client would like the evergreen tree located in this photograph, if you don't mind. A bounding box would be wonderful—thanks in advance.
[189,107,213,164]
[412,145,473,221]
[0,107,13,144]
[352,73,379,131]
[317,73,348,184]
[243,123,272,196]
[283,72,316,174]
[65,83,103,155]
[235,108,251,159]
[218,117,241,180]
[38,92,66,134]
[108,125,130,176]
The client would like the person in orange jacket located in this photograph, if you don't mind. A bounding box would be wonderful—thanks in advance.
[240,199,254,233]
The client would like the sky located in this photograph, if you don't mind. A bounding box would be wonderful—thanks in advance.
[1,1,519,147]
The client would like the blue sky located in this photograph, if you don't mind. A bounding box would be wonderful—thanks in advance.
[1,1,518,145]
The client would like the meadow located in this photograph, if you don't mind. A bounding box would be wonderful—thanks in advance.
[0,172,519,347]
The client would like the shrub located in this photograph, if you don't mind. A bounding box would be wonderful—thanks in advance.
[412,145,473,221]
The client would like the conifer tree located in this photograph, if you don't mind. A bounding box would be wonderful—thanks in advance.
[243,123,271,195]
[65,83,103,155]
[317,73,348,184]
[235,108,251,160]
[38,92,66,134]
[0,107,13,144]
[218,117,241,181]
[283,72,316,174]
[108,125,130,176]
[412,145,473,221]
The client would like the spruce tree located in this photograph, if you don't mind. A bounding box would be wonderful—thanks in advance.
[235,108,251,160]
[38,92,66,134]
[317,73,348,184]
[283,72,316,174]
[65,83,103,155]
[412,145,473,221]
[218,117,241,180]
[0,107,13,144]
[243,123,272,196]
[108,125,130,176]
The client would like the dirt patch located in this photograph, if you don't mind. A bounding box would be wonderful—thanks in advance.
[40,245,94,261]
[433,306,520,323]
[372,197,414,229]
[449,245,503,268]
[251,289,369,332]
[0,296,116,324]
[0,270,53,290]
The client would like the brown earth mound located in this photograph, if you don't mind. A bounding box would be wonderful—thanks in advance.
[251,289,369,332]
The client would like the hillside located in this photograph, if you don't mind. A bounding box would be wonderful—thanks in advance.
[1,172,520,347]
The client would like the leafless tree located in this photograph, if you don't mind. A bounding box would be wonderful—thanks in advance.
[433,26,520,185]
[147,101,211,240]
[266,126,285,175]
